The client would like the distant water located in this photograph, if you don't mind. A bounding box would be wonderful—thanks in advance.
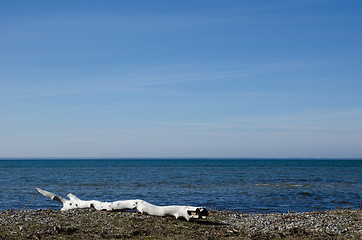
[0,159,361,213]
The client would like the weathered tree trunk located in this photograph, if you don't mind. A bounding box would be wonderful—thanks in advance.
[36,188,137,211]
[135,199,208,221]
[36,188,208,221]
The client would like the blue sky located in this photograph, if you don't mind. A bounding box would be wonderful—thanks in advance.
[1,0,362,158]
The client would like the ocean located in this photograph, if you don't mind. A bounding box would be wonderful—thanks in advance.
[0,159,361,213]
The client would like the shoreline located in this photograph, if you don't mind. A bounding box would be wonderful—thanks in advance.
[1,209,361,239]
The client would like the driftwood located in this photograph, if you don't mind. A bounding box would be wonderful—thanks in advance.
[36,188,208,221]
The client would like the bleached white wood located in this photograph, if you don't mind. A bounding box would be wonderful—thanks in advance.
[36,188,208,220]
[135,199,208,221]
[36,188,137,211]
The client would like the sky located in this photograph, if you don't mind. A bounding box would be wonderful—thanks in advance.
[1,0,362,158]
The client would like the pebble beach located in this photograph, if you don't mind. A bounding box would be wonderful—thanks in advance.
[1,209,361,239]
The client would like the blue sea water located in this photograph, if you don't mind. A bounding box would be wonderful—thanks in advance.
[0,159,361,213]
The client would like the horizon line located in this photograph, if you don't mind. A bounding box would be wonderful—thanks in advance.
[0,157,361,160]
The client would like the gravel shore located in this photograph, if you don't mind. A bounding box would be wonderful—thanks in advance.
[1,209,361,239]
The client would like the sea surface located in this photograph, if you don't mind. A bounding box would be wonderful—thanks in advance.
[0,159,361,213]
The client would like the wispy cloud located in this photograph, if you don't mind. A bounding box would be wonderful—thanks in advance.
[106,60,351,91]
[150,109,362,133]
[1,59,357,101]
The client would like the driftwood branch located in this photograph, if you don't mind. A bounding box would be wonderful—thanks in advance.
[36,188,208,221]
